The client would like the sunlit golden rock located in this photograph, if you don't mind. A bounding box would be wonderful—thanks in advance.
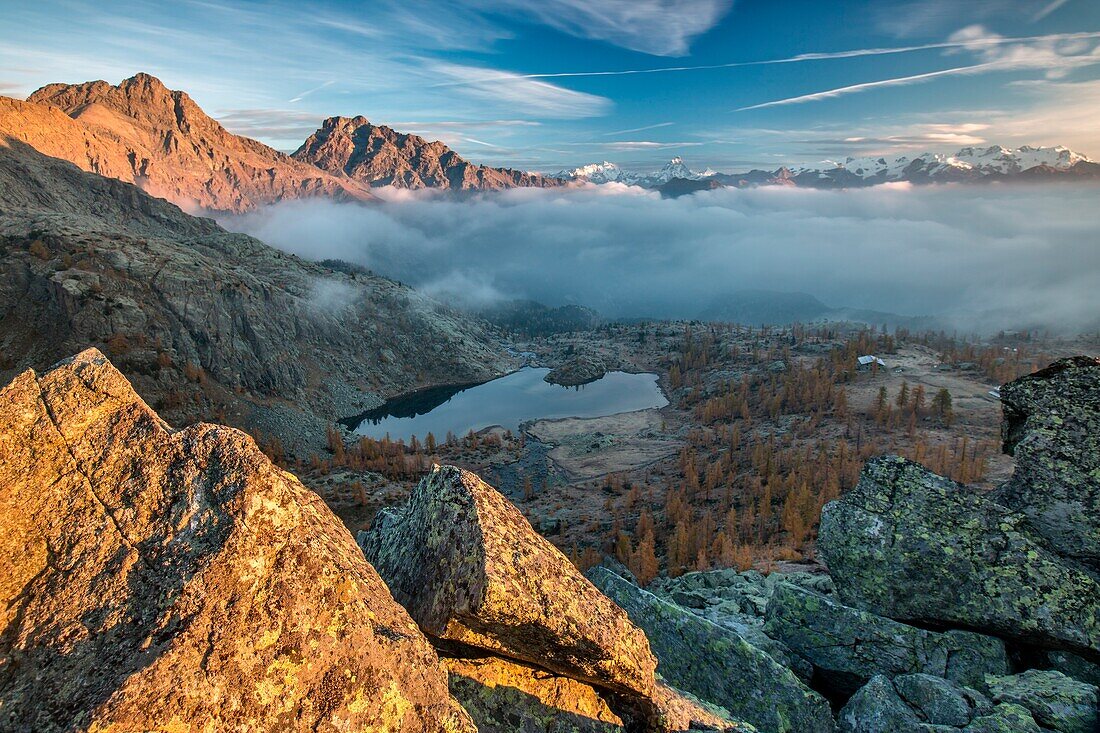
[0,349,473,733]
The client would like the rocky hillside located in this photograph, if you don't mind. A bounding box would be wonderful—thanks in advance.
[0,352,751,732]
[0,130,511,453]
[6,73,376,213]
[294,115,563,190]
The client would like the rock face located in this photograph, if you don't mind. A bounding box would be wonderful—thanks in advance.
[995,356,1100,570]
[836,675,1041,732]
[588,566,835,733]
[818,455,1100,656]
[444,655,750,733]
[545,352,608,387]
[0,350,473,732]
[359,466,657,700]
[986,670,1098,733]
[12,74,376,213]
[763,583,1009,695]
[444,655,626,733]
[294,116,563,190]
[647,568,829,681]
[0,133,509,452]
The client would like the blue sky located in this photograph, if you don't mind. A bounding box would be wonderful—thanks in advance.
[2,0,1099,171]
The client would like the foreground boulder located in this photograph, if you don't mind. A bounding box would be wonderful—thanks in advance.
[588,566,834,733]
[764,583,1008,694]
[986,670,1098,733]
[819,455,1100,656]
[359,465,657,700]
[0,350,473,732]
[995,356,1100,571]
[837,675,1041,732]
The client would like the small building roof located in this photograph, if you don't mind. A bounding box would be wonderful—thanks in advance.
[857,355,887,367]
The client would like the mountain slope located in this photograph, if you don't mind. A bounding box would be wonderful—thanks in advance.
[0,130,510,453]
[294,116,563,190]
[15,73,376,213]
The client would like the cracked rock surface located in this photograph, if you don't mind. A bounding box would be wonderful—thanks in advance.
[359,465,658,702]
[818,455,1100,656]
[0,349,473,733]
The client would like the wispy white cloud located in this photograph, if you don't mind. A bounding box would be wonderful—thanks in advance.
[1032,0,1073,22]
[876,0,1052,38]
[471,0,733,56]
[602,141,704,150]
[737,27,1100,111]
[736,63,999,111]
[429,31,1100,88]
[215,108,324,142]
[288,80,334,103]
[430,63,612,119]
[602,122,674,136]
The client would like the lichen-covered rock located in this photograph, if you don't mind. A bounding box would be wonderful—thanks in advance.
[960,703,1043,732]
[359,465,657,700]
[837,675,1039,732]
[819,455,1100,656]
[995,356,1100,570]
[986,670,1098,733]
[836,675,926,732]
[0,350,473,733]
[649,682,757,732]
[587,566,834,733]
[648,569,827,681]
[1042,650,1100,687]
[763,583,1008,694]
[893,674,988,727]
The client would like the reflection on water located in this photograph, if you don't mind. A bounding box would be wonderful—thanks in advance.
[347,367,667,443]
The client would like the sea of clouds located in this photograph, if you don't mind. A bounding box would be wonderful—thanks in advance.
[225,182,1100,334]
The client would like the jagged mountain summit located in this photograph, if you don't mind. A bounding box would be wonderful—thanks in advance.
[293,115,563,190]
[560,145,1099,192]
[11,73,377,213]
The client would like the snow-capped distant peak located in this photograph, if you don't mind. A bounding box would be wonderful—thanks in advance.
[554,160,636,184]
[656,156,694,182]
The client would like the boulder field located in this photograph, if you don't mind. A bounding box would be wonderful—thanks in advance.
[1,350,1097,732]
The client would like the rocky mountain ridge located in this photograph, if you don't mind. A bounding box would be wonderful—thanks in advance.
[12,74,377,213]
[0,72,564,214]
[294,115,563,190]
[0,124,511,454]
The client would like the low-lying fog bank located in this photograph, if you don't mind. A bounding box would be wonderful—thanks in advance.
[225,183,1100,334]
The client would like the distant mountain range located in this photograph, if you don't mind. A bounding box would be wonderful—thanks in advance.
[556,146,1100,194]
[3,72,1095,215]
